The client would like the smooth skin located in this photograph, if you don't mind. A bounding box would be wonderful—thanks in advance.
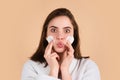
[44,16,74,80]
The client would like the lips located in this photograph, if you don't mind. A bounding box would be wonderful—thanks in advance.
[57,42,64,48]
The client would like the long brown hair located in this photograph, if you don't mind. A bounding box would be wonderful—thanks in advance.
[31,8,88,66]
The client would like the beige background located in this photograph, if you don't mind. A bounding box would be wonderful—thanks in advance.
[0,0,120,80]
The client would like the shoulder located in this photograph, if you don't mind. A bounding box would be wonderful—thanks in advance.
[22,59,48,75]
[80,58,99,68]
[78,58,101,80]
[23,59,45,70]
[78,58,100,73]
[23,59,38,66]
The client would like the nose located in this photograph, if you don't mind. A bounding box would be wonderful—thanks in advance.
[56,32,64,40]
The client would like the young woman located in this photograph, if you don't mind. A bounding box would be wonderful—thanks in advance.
[21,8,100,80]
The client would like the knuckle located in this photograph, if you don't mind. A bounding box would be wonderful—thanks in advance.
[44,54,48,58]
[68,54,74,58]
[44,55,46,58]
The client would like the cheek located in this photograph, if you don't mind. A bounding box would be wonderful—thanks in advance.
[69,31,73,35]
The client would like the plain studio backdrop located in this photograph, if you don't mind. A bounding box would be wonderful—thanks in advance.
[0,0,120,80]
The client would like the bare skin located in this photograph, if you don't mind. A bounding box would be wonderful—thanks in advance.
[44,16,74,80]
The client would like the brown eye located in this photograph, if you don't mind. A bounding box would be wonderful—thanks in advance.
[51,28,57,33]
[65,29,70,33]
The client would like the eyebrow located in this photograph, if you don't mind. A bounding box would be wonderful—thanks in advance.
[63,26,72,29]
[49,26,72,29]
[49,26,58,28]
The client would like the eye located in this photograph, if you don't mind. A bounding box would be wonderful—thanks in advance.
[65,29,70,33]
[51,28,57,33]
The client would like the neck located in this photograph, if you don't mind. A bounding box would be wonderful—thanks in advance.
[57,53,63,65]
[57,50,67,65]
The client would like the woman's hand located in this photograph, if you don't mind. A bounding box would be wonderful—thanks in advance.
[44,41,60,78]
[61,41,74,69]
[60,41,74,80]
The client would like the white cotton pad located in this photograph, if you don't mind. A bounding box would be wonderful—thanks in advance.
[66,36,74,44]
[46,36,54,43]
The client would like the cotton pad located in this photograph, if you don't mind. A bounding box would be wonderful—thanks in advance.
[66,36,74,44]
[46,36,54,43]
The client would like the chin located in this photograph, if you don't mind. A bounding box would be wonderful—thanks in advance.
[54,48,65,53]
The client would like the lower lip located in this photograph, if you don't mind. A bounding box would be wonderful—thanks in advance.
[57,44,64,48]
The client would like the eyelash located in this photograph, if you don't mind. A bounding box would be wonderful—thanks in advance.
[51,28,57,33]
[50,28,70,33]
[65,29,70,33]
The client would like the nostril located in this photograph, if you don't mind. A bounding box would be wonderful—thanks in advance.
[56,36,64,40]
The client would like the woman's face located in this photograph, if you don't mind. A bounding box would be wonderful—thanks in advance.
[47,16,74,53]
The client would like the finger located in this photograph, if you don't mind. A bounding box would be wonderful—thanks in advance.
[65,41,74,55]
[63,50,67,59]
[51,52,60,60]
[67,54,74,61]
[66,40,72,49]
[44,41,53,57]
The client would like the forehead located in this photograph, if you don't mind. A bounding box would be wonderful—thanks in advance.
[48,16,73,29]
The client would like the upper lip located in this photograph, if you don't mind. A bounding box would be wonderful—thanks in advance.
[57,41,64,45]
[57,42,64,47]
